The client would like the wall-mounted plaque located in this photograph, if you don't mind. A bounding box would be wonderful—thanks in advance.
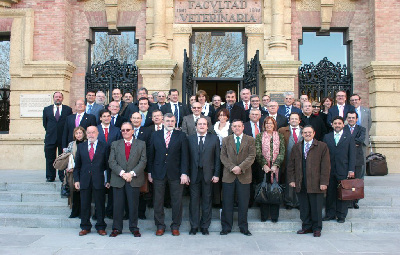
[270,93,284,105]
[174,0,262,24]
[20,94,52,118]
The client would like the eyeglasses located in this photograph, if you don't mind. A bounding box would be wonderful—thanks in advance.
[192,107,202,109]
[121,129,132,132]
[312,105,320,108]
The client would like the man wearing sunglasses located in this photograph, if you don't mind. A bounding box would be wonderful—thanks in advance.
[182,102,212,136]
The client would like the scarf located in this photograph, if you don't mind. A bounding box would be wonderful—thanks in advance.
[214,121,230,146]
[261,131,280,167]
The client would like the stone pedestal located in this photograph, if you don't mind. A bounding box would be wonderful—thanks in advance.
[364,61,400,173]
[260,60,302,95]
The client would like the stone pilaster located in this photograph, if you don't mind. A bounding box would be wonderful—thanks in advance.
[364,61,400,173]
[260,60,301,95]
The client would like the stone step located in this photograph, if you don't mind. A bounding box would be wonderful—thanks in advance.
[0,191,64,202]
[0,202,70,215]
[3,182,61,192]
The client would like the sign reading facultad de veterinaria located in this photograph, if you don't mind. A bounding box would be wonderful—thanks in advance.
[175,0,262,24]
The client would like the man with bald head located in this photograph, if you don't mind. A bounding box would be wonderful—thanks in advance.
[266,101,288,129]
[62,99,97,148]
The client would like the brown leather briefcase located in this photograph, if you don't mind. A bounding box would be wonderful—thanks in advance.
[337,178,364,201]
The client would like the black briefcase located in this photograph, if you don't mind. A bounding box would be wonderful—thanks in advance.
[366,153,388,176]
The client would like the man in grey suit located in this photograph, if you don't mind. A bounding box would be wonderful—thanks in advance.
[220,119,256,236]
[108,122,147,237]
[187,117,221,235]
[350,94,371,155]
[86,90,104,122]
[182,102,212,136]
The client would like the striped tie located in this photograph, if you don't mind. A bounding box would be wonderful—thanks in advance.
[165,131,171,148]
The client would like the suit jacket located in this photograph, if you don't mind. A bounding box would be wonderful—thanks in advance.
[123,101,158,120]
[148,124,164,132]
[62,113,97,148]
[323,131,356,180]
[287,139,331,193]
[43,104,73,145]
[181,115,212,136]
[161,102,190,127]
[97,124,121,149]
[266,113,288,129]
[105,101,129,117]
[148,129,189,180]
[187,133,221,184]
[86,103,104,121]
[73,140,108,189]
[358,106,372,146]
[112,114,127,128]
[327,104,355,126]
[300,114,327,141]
[219,103,246,123]
[277,105,302,119]
[220,134,256,184]
[202,103,216,124]
[135,126,152,172]
[344,125,366,167]
[236,100,251,110]
[243,120,263,138]
[278,126,303,173]
[108,139,147,188]
[245,106,268,122]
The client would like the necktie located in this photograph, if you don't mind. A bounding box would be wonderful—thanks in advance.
[339,105,344,117]
[292,127,298,143]
[285,106,290,120]
[141,113,145,126]
[227,104,232,113]
[89,142,94,161]
[335,133,340,145]
[158,125,161,131]
[350,126,354,134]
[55,106,60,121]
[174,104,179,127]
[245,103,249,110]
[304,142,310,159]
[75,114,81,127]
[199,136,204,168]
[87,104,92,114]
[125,142,131,161]
[236,136,241,154]
[134,128,139,138]
[357,109,361,125]
[254,123,259,137]
[111,116,115,126]
[104,127,108,142]
[165,131,171,148]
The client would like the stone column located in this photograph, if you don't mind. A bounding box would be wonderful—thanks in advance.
[268,0,287,53]
[149,0,168,51]
[364,62,400,173]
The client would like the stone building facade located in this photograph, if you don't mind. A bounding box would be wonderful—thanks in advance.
[0,0,399,172]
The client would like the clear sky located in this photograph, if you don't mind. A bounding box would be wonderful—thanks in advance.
[299,32,347,66]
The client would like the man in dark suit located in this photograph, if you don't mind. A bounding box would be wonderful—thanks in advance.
[136,97,154,127]
[220,119,256,236]
[148,109,164,132]
[108,101,127,128]
[182,102,212,136]
[245,95,267,122]
[266,101,288,129]
[187,118,221,235]
[160,89,190,128]
[105,88,128,117]
[323,116,356,223]
[300,101,327,141]
[237,88,251,110]
[108,122,147,237]
[62,99,97,149]
[148,113,189,236]
[218,90,246,123]
[327,90,355,126]
[124,87,158,119]
[345,111,366,209]
[287,125,331,237]
[43,92,73,182]
[261,94,270,113]
[278,92,302,121]
[85,90,104,121]
[73,126,108,236]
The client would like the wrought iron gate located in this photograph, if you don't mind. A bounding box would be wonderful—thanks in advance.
[298,57,352,101]
[182,49,194,105]
[243,50,260,95]
[85,57,138,102]
[0,88,10,132]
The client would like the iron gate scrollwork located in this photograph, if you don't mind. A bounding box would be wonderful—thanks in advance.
[0,88,10,132]
[243,50,260,95]
[182,49,194,105]
[299,57,352,101]
[85,57,138,102]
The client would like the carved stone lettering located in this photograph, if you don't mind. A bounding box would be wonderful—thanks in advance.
[20,94,52,118]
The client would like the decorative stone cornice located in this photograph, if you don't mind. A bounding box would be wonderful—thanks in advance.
[0,0,19,8]
[173,24,192,35]
[363,61,400,81]
[320,0,334,32]
[245,25,264,36]
[105,0,118,32]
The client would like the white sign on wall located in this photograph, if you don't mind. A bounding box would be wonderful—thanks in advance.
[20,94,52,117]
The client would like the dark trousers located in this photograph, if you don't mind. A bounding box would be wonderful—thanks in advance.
[44,143,65,181]
[284,172,299,208]
[260,172,281,221]
[189,169,213,229]
[221,178,250,232]
[105,187,113,216]
[112,184,140,232]
[153,178,184,230]
[80,185,106,231]
[298,189,324,231]
[70,191,81,217]
[326,174,349,219]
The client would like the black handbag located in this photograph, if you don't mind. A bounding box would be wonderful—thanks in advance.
[266,175,284,205]
[61,175,70,198]
[254,173,269,204]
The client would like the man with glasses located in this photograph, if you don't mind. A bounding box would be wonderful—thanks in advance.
[212,95,222,111]
[105,88,129,117]
[182,102,212,136]
[245,95,267,122]
[156,91,167,109]
[262,94,270,113]
[327,90,355,126]
[124,87,157,119]
[278,92,301,122]
[161,89,190,128]
[108,101,128,128]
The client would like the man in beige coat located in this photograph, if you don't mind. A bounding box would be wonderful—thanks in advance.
[220,119,256,236]
[108,122,147,237]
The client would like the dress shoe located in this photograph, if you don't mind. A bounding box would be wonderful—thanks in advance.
[79,229,91,236]
[132,230,141,237]
[172,229,180,236]
[201,228,209,235]
[322,216,336,221]
[189,228,197,235]
[337,218,345,223]
[46,178,55,182]
[271,219,278,223]
[240,229,252,236]
[297,229,313,234]
[109,230,121,237]
[97,230,107,236]
[313,230,321,237]
[155,229,165,236]
[164,203,172,208]
[138,214,146,220]
[220,230,231,235]
[353,202,359,209]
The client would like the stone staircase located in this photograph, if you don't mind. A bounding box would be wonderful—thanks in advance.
[0,173,399,232]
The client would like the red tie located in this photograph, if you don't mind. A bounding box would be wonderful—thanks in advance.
[245,103,249,110]
[165,131,171,148]
[254,123,259,137]
[104,128,109,142]
[292,127,298,143]
[125,142,131,161]
[89,143,94,161]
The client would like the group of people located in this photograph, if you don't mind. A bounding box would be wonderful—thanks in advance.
[42,87,371,238]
